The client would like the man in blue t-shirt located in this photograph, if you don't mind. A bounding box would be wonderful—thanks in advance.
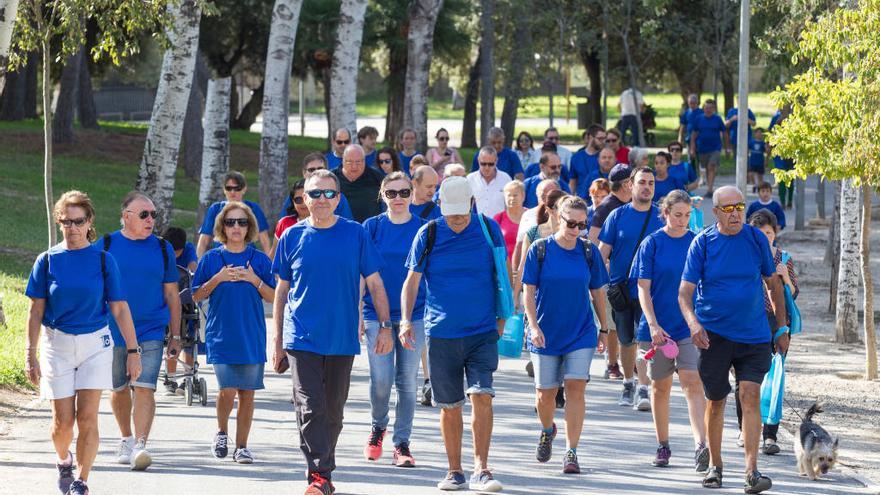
[679,94,703,145]
[104,192,181,471]
[325,127,352,170]
[690,99,728,196]
[272,170,392,492]
[569,124,606,200]
[523,152,571,208]
[197,171,271,258]
[400,176,506,492]
[410,165,441,221]
[679,186,788,493]
[358,126,379,168]
[278,152,354,222]
[599,167,665,411]
[470,127,524,181]
[725,106,756,156]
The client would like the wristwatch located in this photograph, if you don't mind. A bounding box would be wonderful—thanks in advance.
[127,346,142,355]
[599,328,609,334]
[379,321,393,330]
[170,335,181,342]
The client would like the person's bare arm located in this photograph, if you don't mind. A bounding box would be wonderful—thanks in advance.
[588,225,601,244]
[523,283,543,348]
[764,274,790,354]
[196,234,212,258]
[678,280,708,349]
[163,281,182,356]
[638,279,668,345]
[514,172,524,181]
[365,272,392,355]
[569,178,578,195]
[25,298,45,385]
[599,241,612,265]
[273,279,290,371]
[258,231,272,256]
[109,300,143,381]
[399,270,422,351]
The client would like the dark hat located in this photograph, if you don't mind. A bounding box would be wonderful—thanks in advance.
[609,163,633,182]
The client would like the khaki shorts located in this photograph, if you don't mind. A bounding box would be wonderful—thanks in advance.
[638,337,699,381]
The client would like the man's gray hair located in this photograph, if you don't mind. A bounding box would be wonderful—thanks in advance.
[333,127,351,139]
[444,163,466,177]
[412,165,438,183]
[478,146,497,157]
[487,127,505,139]
[306,169,341,191]
[712,185,743,204]
[628,147,648,165]
[688,93,699,103]
[343,144,365,160]
[539,151,559,166]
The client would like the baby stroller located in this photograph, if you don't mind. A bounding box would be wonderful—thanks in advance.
[164,265,208,406]
[641,104,658,146]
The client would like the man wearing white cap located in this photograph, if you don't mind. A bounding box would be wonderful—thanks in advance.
[400,176,506,493]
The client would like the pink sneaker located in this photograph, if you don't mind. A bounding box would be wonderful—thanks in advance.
[364,428,385,461]
[392,442,415,467]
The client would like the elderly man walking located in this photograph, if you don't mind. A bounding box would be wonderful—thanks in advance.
[470,127,524,181]
[522,152,571,208]
[467,146,512,218]
[678,186,788,494]
[332,144,385,223]
[410,165,441,221]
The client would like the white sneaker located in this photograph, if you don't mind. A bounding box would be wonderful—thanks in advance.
[635,385,651,411]
[116,437,135,464]
[130,439,152,471]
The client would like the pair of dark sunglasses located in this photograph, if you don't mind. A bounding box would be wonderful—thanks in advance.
[561,216,588,230]
[59,217,88,227]
[384,188,412,199]
[336,139,351,145]
[223,218,249,227]
[437,136,449,141]
[293,196,305,205]
[305,166,324,173]
[127,209,158,220]
[479,162,496,168]
[606,138,619,143]
[378,158,393,165]
[306,189,339,200]
[225,185,244,192]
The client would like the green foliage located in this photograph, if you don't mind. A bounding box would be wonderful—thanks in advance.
[199,0,273,78]
[768,0,880,184]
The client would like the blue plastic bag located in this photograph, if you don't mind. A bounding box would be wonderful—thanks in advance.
[760,353,785,425]
[779,251,802,335]
[478,215,515,320]
[689,204,704,233]
[498,314,525,358]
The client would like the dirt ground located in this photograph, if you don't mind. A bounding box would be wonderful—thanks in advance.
[776,222,880,486]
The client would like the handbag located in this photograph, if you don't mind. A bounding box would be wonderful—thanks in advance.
[607,208,652,312]
[497,314,525,358]
[478,214,515,320]
[760,353,786,425]
[779,251,802,335]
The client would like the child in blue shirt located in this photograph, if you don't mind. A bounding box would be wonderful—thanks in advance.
[746,182,786,230]
[748,128,767,193]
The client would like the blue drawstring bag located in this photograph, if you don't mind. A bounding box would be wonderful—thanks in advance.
[689,204,704,233]
[478,214,515,320]
[760,353,785,425]
[498,314,525,358]
[779,251,802,335]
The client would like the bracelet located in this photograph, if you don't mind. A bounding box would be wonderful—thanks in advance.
[257,280,264,291]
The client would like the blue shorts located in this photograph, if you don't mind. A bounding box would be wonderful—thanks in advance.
[214,363,265,390]
[530,347,596,389]
[112,339,164,391]
[427,330,499,409]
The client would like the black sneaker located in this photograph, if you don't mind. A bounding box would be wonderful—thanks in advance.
[67,479,89,495]
[163,379,178,396]
[526,360,535,377]
[555,387,565,409]
[57,454,75,494]
[420,379,433,407]
[536,423,557,463]
[744,470,772,494]
[212,430,229,459]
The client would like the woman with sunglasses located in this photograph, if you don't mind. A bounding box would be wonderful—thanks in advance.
[360,171,428,468]
[521,195,609,474]
[630,190,708,470]
[25,190,142,495]
[426,128,462,172]
[515,131,540,169]
[192,202,276,464]
[375,146,402,176]
[271,180,309,260]
[197,171,271,258]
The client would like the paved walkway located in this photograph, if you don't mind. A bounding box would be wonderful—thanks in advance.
[0,324,870,494]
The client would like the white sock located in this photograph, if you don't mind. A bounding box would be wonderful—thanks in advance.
[58,452,72,466]
[624,378,635,385]
[638,384,649,391]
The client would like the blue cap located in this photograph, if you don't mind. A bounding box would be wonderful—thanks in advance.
[609,163,633,182]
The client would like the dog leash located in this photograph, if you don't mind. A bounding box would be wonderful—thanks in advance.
[783,397,805,422]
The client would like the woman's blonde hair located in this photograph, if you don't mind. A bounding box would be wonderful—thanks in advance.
[409,154,428,168]
[53,190,97,242]
[213,201,259,244]
[503,180,525,197]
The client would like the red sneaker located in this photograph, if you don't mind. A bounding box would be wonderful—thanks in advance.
[608,363,623,380]
[393,442,416,467]
[364,427,385,461]
[304,473,334,495]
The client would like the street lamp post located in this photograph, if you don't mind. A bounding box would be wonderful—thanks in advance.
[735,0,750,194]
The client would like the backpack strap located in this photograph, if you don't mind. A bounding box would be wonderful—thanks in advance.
[100,250,108,301]
[580,237,594,270]
[103,233,111,252]
[158,236,169,273]
[416,219,438,268]
[419,201,437,219]
[535,238,548,279]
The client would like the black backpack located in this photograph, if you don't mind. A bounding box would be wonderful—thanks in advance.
[534,236,594,279]
[415,214,500,267]
[103,233,169,273]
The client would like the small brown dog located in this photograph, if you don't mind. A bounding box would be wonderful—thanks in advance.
[795,403,839,481]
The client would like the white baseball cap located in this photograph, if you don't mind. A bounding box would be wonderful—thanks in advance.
[439,176,473,216]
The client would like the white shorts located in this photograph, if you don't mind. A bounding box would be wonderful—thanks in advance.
[40,326,114,400]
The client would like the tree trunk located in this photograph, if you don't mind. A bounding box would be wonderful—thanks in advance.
[721,68,734,116]
[403,0,444,153]
[136,0,201,231]
[500,12,531,143]
[384,42,407,145]
[23,50,37,118]
[77,50,99,129]
[860,182,878,380]
[816,177,826,219]
[182,51,209,181]
[672,63,707,104]
[41,34,54,247]
[232,81,263,130]
[198,77,232,233]
[460,49,481,149]
[579,47,602,127]
[258,0,304,226]
[329,0,368,137]
[828,180,841,313]
[0,0,19,95]
[0,61,24,120]
[836,177,861,344]
[478,0,495,145]
[53,46,83,144]
[321,65,332,141]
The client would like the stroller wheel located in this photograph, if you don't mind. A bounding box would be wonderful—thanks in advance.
[184,378,194,406]
[199,378,208,406]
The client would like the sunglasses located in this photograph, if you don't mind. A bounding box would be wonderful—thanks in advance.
[669,148,683,152]
[384,188,412,199]
[715,202,746,213]
[437,136,449,141]
[59,217,88,227]
[127,209,158,220]
[305,167,324,173]
[225,185,244,192]
[306,189,339,200]
[479,162,496,167]
[336,139,351,145]
[561,216,588,230]
[293,196,305,205]
[378,158,393,165]
[606,138,619,143]
[223,218,249,227]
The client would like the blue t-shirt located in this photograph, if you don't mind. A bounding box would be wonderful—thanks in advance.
[405,214,503,339]
[410,201,442,221]
[681,224,776,343]
[682,107,704,136]
[570,149,599,199]
[192,246,275,364]
[279,192,353,221]
[200,200,270,236]
[362,213,427,321]
[668,162,697,187]
[746,199,786,230]
[26,243,125,335]
[522,176,571,208]
[692,113,726,153]
[399,151,416,176]
[631,230,695,342]
[524,162,570,182]
[749,139,766,168]
[470,148,524,179]
[273,218,383,355]
[653,175,687,203]
[325,151,343,170]
[598,203,665,285]
[364,150,377,168]
[522,237,609,354]
[726,108,756,146]
[176,242,197,268]
[102,232,179,345]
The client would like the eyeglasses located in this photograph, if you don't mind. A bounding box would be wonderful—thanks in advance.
[437,136,449,142]
[715,202,746,213]
[59,217,88,227]
[378,158,393,165]
[479,162,496,168]
[384,188,412,199]
[561,216,588,230]
[306,189,339,200]
[126,209,158,220]
[335,139,351,145]
[305,167,324,173]
[669,148,683,152]
[225,185,244,192]
[223,218,249,227]
[293,196,305,205]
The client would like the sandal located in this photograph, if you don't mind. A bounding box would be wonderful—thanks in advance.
[702,466,723,489]
[761,439,780,455]
[744,470,772,494]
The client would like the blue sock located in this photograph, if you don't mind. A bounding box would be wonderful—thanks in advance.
[542,426,554,434]
[568,448,577,455]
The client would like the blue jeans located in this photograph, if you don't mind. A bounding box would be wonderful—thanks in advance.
[364,320,425,446]
[619,114,642,146]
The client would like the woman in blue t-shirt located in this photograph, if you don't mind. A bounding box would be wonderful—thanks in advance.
[25,190,142,495]
[631,190,708,470]
[361,171,427,468]
[652,151,686,203]
[521,195,610,474]
[193,202,276,464]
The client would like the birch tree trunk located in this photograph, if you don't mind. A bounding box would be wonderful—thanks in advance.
[478,0,495,145]
[860,182,878,380]
[259,0,303,223]
[329,0,368,137]
[403,0,444,153]
[198,77,232,234]
[828,180,841,313]
[836,177,861,344]
[136,0,201,230]
[0,0,18,95]
[383,44,407,145]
